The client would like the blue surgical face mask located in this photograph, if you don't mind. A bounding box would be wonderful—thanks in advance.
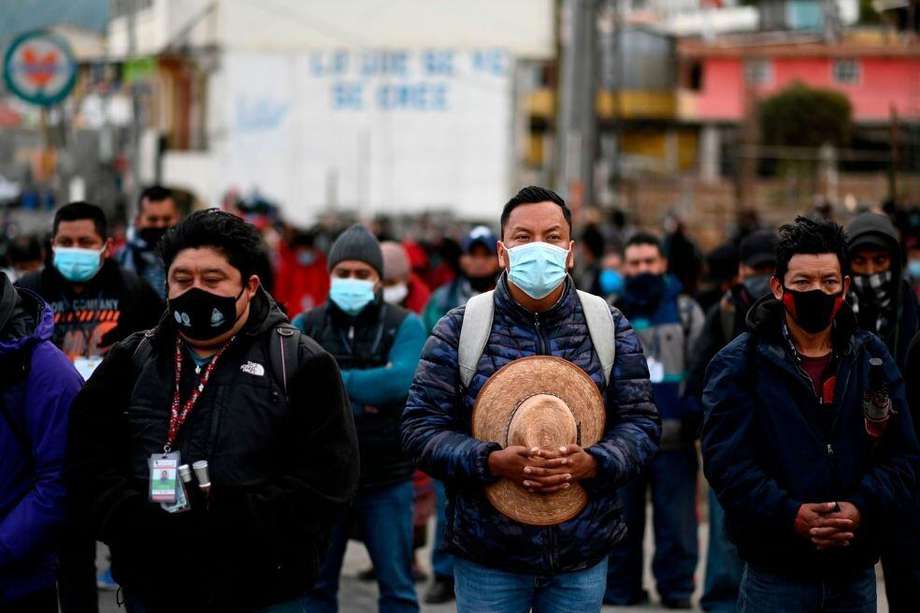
[53,247,104,283]
[505,241,569,300]
[909,259,920,280]
[599,268,624,297]
[329,277,376,316]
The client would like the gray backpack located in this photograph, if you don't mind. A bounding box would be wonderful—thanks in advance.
[457,290,617,389]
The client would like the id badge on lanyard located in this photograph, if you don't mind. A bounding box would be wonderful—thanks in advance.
[148,452,180,504]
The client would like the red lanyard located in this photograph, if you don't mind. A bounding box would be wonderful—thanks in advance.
[164,336,234,453]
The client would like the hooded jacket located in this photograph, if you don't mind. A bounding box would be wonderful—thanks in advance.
[846,212,919,368]
[702,296,919,577]
[402,275,660,575]
[0,277,82,603]
[66,288,359,611]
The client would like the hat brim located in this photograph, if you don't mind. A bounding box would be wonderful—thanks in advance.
[472,356,605,526]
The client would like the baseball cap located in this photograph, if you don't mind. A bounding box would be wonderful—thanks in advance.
[463,226,498,254]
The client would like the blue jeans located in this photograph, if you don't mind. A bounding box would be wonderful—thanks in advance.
[304,480,419,613]
[605,447,699,604]
[701,489,743,612]
[430,479,455,579]
[738,565,876,613]
[454,557,607,613]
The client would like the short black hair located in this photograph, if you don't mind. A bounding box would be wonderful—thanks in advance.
[140,185,173,205]
[500,186,572,237]
[53,202,108,239]
[625,231,663,256]
[159,209,266,281]
[775,216,849,281]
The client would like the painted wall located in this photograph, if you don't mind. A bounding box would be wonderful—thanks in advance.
[685,55,920,122]
[108,0,554,59]
[166,48,513,225]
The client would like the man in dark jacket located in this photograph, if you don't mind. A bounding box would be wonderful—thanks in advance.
[296,224,425,613]
[608,231,704,609]
[886,330,920,611]
[17,201,164,377]
[18,201,164,612]
[0,275,82,612]
[402,186,660,612]
[66,210,359,612]
[688,229,777,613]
[702,216,919,613]
[846,211,918,369]
[117,185,181,300]
[421,226,501,334]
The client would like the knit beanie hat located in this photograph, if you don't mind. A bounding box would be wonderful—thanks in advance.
[327,224,384,277]
[381,241,411,282]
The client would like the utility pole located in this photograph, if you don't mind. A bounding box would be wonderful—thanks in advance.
[556,0,598,213]
[889,103,900,203]
[127,0,142,222]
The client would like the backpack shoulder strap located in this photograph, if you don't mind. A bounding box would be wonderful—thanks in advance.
[270,324,301,400]
[131,329,156,375]
[577,290,617,387]
[458,290,495,389]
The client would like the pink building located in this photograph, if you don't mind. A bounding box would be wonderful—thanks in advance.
[679,36,920,123]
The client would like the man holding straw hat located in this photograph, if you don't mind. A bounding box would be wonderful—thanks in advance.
[402,186,660,612]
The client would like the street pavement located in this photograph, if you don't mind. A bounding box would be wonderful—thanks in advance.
[98,512,890,612]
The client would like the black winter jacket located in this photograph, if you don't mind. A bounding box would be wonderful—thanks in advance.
[66,289,359,612]
[702,296,919,577]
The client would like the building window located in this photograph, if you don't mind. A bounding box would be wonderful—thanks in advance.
[744,59,773,86]
[832,59,860,85]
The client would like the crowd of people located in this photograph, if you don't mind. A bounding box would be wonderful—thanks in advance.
[0,183,918,613]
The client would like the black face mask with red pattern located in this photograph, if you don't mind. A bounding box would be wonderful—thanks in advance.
[781,287,844,334]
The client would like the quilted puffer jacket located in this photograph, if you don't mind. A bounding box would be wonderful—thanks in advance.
[401,275,660,575]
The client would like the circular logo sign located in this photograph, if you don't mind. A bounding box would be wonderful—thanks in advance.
[3,30,77,107]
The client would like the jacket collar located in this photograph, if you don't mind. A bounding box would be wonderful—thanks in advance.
[746,294,862,361]
[493,272,576,326]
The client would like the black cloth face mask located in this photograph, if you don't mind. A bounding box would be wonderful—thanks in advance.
[169,287,245,341]
[467,272,498,293]
[138,227,169,248]
[781,286,844,334]
[623,272,666,314]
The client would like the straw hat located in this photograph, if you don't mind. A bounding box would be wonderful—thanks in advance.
[472,356,605,526]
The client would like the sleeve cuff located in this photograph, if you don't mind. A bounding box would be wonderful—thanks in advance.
[475,442,503,484]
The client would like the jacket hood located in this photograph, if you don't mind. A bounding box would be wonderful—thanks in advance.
[746,292,858,351]
[0,275,53,355]
[846,212,901,261]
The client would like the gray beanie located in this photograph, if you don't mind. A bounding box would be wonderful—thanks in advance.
[327,224,384,277]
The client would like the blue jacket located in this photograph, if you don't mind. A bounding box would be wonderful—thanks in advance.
[402,276,660,574]
[0,280,82,602]
[702,296,920,577]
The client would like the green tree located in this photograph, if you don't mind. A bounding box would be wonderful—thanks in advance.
[759,81,852,150]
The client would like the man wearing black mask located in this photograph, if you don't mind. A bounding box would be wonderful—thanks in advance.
[117,186,181,299]
[422,226,500,334]
[703,216,919,612]
[608,232,704,609]
[848,212,920,612]
[846,211,918,369]
[687,229,777,612]
[66,209,359,611]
